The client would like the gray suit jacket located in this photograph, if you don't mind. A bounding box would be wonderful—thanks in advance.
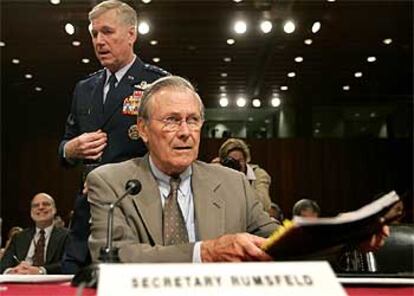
[87,155,278,263]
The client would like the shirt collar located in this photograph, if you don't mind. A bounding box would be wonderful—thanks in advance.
[36,224,53,237]
[105,55,136,85]
[245,164,256,181]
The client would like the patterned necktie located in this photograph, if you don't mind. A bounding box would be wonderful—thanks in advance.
[32,229,45,266]
[163,177,189,245]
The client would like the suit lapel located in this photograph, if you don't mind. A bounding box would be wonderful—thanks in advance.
[90,71,105,129]
[45,226,59,263]
[131,155,164,245]
[192,162,225,240]
[102,59,145,127]
[18,228,35,260]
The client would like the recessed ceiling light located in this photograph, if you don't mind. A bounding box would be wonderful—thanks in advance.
[367,56,376,62]
[65,23,75,35]
[314,129,320,134]
[12,58,20,64]
[315,122,321,127]
[354,72,363,78]
[234,20,247,34]
[219,97,229,107]
[233,0,243,2]
[72,40,81,46]
[138,21,150,35]
[294,56,303,63]
[311,21,321,33]
[304,38,313,45]
[236,97,247,107]
[354,113,360,117]
[343,85,350,91]
[219,85,226,91]
[280,85,288,91]
[152,57,160,63]
[248,117,253,122]
[221,72,228,78]
[271,97,281,107]
[287,72,296,78]
[82,58,90,64]
[264,119,270,124]
[50,0,60,4]
[283,20,295,34]
[150,40,158,45]
[0,41,5,47]
[226,38,235,45]
[223,57,232,62]
[25,73,33,79]
[370,112,376,118]
[383,38,392,45]
[252,99,261,107]
[35,86,43,92]
[260,20,273,34]
[327,0,336,2]
[142,0,152,3]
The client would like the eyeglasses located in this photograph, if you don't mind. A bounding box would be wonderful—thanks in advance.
[31,201,53,209]
[151,115,203,132]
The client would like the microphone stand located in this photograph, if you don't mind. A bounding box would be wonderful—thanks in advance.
[72,179,141,288]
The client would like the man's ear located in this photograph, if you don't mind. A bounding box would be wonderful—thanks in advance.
[128,26,137,46]
[137,118,148,143]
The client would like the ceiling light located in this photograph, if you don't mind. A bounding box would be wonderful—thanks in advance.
[152,57,160,63]
[315,122,321,127]
[0,41,5,47]
[219,97,229,107]
[65,23,75,35]
[354,72,363,78]
[12,58,20,64]
[304,38,313,45]
[142,0,152,3]
[271,97,281,107]
[370,112,376,118]
[35,86,43,92]
[226,38,235,45]
[294,56,303,63]
[236,97,247,107]
[327,0,336,2]
[252,99,261,107]
[233,0,243,2]
[367,56,376,62]
[221,72,228,78]
[223,57,232,62]
[150,40,158,45]
[219,85,226,91]
[138,21,150,35]
[283,20,295,34]
[383,38,392,45]
[25,73,33,79]
[343,85,350,91]
[314,129,320,134]
[280,86,288,91]
[50,0,60,4]
[287,72,296,78]
[82,58,90,64]
[264,119,270,124]
[248,117,253,122]
[260,20,273,34]
[234,20,247,34]
[72,40,81,46]
[354,113,360,117]
[311,21,321,34]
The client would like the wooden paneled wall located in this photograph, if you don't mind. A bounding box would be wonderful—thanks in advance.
[1,136,412,241]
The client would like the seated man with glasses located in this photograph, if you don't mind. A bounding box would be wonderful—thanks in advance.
[1,193,69,274]
[86,76,388,263]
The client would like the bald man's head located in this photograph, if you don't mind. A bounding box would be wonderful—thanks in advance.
[30,193,56,228]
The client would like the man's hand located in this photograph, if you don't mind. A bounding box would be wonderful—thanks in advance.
[65,130,107,160]
[8,261,44,275]
[201,233,272,262]
[359,225,390,252]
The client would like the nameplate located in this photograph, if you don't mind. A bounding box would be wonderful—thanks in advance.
[98,261,346,296]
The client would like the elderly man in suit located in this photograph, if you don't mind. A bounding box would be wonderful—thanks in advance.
[1,193,69,274]
[58,0,168,273]
[87,76,389,263]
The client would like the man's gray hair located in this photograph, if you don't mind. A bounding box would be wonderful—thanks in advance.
[138,76,205,121]
[89,0,137,29]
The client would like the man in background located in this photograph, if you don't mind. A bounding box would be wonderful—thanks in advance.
[58,0,168,273]
[292,198,321,218]
[1,193,69,274]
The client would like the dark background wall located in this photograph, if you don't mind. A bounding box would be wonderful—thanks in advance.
[1,130,412,240]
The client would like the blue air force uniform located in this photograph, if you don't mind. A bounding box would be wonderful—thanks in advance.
[58,57,168,273]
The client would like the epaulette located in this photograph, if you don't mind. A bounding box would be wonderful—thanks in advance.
[86,68,105,78]
[144,63,170,76]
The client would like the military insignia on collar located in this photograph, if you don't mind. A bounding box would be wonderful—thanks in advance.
[128,124,140,140]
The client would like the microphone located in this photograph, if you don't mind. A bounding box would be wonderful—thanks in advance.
[71,179,141,288]
[99,179,142,262]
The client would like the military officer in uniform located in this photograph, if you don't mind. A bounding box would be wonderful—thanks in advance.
[58,0,168,273]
